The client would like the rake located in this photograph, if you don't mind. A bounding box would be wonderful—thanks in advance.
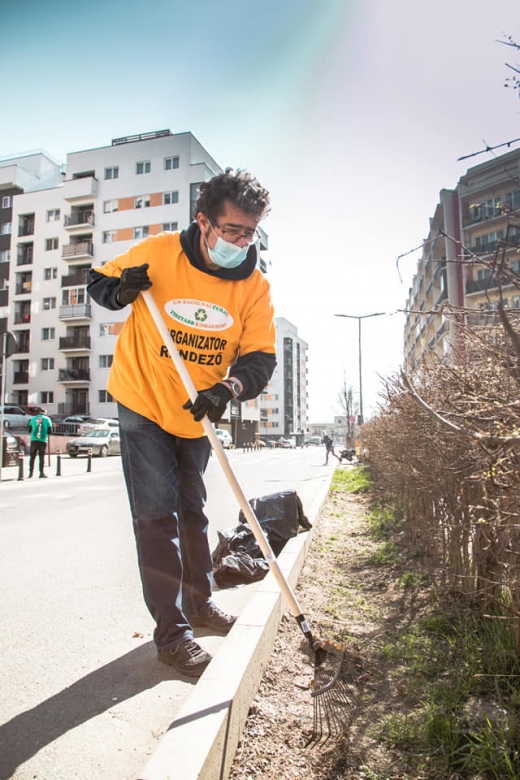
[142,289,354,743]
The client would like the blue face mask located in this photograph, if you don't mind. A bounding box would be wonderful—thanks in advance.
[206,228,253,269]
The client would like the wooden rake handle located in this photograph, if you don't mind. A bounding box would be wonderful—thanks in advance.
[141,290,305,618]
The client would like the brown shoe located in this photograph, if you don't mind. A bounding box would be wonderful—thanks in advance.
[186,605,237,634]
[157,638,212,677]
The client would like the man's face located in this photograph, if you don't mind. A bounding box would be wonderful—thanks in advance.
[197,200,261,270]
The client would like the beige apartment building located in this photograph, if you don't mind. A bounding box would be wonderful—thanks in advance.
[404,147,520,370]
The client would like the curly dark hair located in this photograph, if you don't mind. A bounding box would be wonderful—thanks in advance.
[195,168,270,222]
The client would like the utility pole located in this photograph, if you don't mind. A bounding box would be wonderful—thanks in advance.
[334,312,385,454]
[0,330,19,484]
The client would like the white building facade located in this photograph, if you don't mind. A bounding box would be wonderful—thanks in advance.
[259,317,308,443]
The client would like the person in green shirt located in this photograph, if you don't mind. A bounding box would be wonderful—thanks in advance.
[27,413,52,478]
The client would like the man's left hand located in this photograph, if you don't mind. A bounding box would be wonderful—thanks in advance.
[183,383,233,423]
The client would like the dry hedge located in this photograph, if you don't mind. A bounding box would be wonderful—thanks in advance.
[364,307,520,650]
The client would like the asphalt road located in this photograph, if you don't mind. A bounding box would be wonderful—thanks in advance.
[0,445,331,780]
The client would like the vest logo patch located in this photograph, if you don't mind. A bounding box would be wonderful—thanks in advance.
[165,299,233,331]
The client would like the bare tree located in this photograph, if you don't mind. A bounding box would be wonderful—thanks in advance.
[336,376,357,446]
[499,34,520,96]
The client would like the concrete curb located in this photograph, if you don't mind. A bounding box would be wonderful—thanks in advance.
[137,474,334,780]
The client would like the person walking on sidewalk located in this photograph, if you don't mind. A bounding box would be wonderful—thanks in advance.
[87,169,276,678]
[27,412,52,478]
[323,434,341,465]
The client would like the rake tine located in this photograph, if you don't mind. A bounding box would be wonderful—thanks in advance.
[307,651,360,746]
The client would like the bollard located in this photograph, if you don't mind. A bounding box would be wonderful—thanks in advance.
[86,448,92,473]
[56,449,62,477]
[17,451,24,481]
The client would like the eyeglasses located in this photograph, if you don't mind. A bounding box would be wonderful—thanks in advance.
[210,220,260,244]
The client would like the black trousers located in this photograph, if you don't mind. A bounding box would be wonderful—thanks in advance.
[29,441,47,476]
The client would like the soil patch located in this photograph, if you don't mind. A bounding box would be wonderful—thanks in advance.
[228,465,435,780]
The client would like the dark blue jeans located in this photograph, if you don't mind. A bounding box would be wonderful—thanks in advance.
[118,402,213,649]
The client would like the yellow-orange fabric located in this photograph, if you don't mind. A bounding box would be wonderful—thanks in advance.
[93,232,275,438]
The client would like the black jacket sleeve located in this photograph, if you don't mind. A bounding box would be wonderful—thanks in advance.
[231,351,277,400]
[87,269,125,310]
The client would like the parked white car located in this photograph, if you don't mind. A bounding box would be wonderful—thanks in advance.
[214,429,233,449]
[78,417,119,435]
[66,429,121,458]
[1,405,32,429]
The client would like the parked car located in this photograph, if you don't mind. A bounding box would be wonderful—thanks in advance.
[304,436,322,447]
[1,405,32,429]
[214,429,233,449]
[51,414,91,434]
[20,404,47,416]
[66,429,121,458]
[276,437,296,448]
[78,417,119,435]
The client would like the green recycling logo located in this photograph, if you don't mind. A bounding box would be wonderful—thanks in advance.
[194,308,208,322]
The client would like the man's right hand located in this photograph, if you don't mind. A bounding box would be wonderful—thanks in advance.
[117,264,152,306]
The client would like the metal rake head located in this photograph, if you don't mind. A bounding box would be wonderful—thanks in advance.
[306,650,360,747]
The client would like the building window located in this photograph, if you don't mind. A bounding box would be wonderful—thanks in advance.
[42,327,55,341]
[1,222,12,234]
[99,354,113,368]
[99,323,115,336]
[506,190,520,210]
[103,199,118,213]
[164,156,179,170]
[136,161,151,175]
[104,166,119,180]
[43,297,56,310]
[62,288,85,305]
[134,195,150,209]
[44,267,57,280]
[46,209,60,222]
[163,191,179,205]
[103,230,117,243]
[0,250,10,263]
[45,237,59,251]
[99,389,114,403]
[2,195,12,208]
[134,226,149,240]
[41,358,55,370]
[41,391,54,404]
[162,222,178,232]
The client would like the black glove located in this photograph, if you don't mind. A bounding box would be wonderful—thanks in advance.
[117,264,152,306]
[183,383,233,423]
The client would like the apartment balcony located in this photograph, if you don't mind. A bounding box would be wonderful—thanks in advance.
[62,176,98,202]
[462,209,502,228]
[58,368,91,383]
[18,221,35,237]
[59,304,91,320]
[62,242,94,261]
[14,312,31,324]
[0,290,8,306]
[17,248,33,266]
[15,281,32,295]
[61,269,90,287]
[64,211,95,230]
[465,276,510,294]
[59,335,91,351]
[13,371,29,384]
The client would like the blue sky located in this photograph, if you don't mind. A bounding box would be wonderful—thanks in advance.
[1,0,519,421]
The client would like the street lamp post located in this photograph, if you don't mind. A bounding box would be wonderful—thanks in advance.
[334,312,385,429]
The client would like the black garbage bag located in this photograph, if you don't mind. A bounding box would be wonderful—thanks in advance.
[214,551,270,587]
[238,490,311,554]
[212,490,311,587]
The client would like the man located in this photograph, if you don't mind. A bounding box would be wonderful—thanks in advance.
[323,434,340,465]
[87,169,276,677]
[27,412,52,478]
